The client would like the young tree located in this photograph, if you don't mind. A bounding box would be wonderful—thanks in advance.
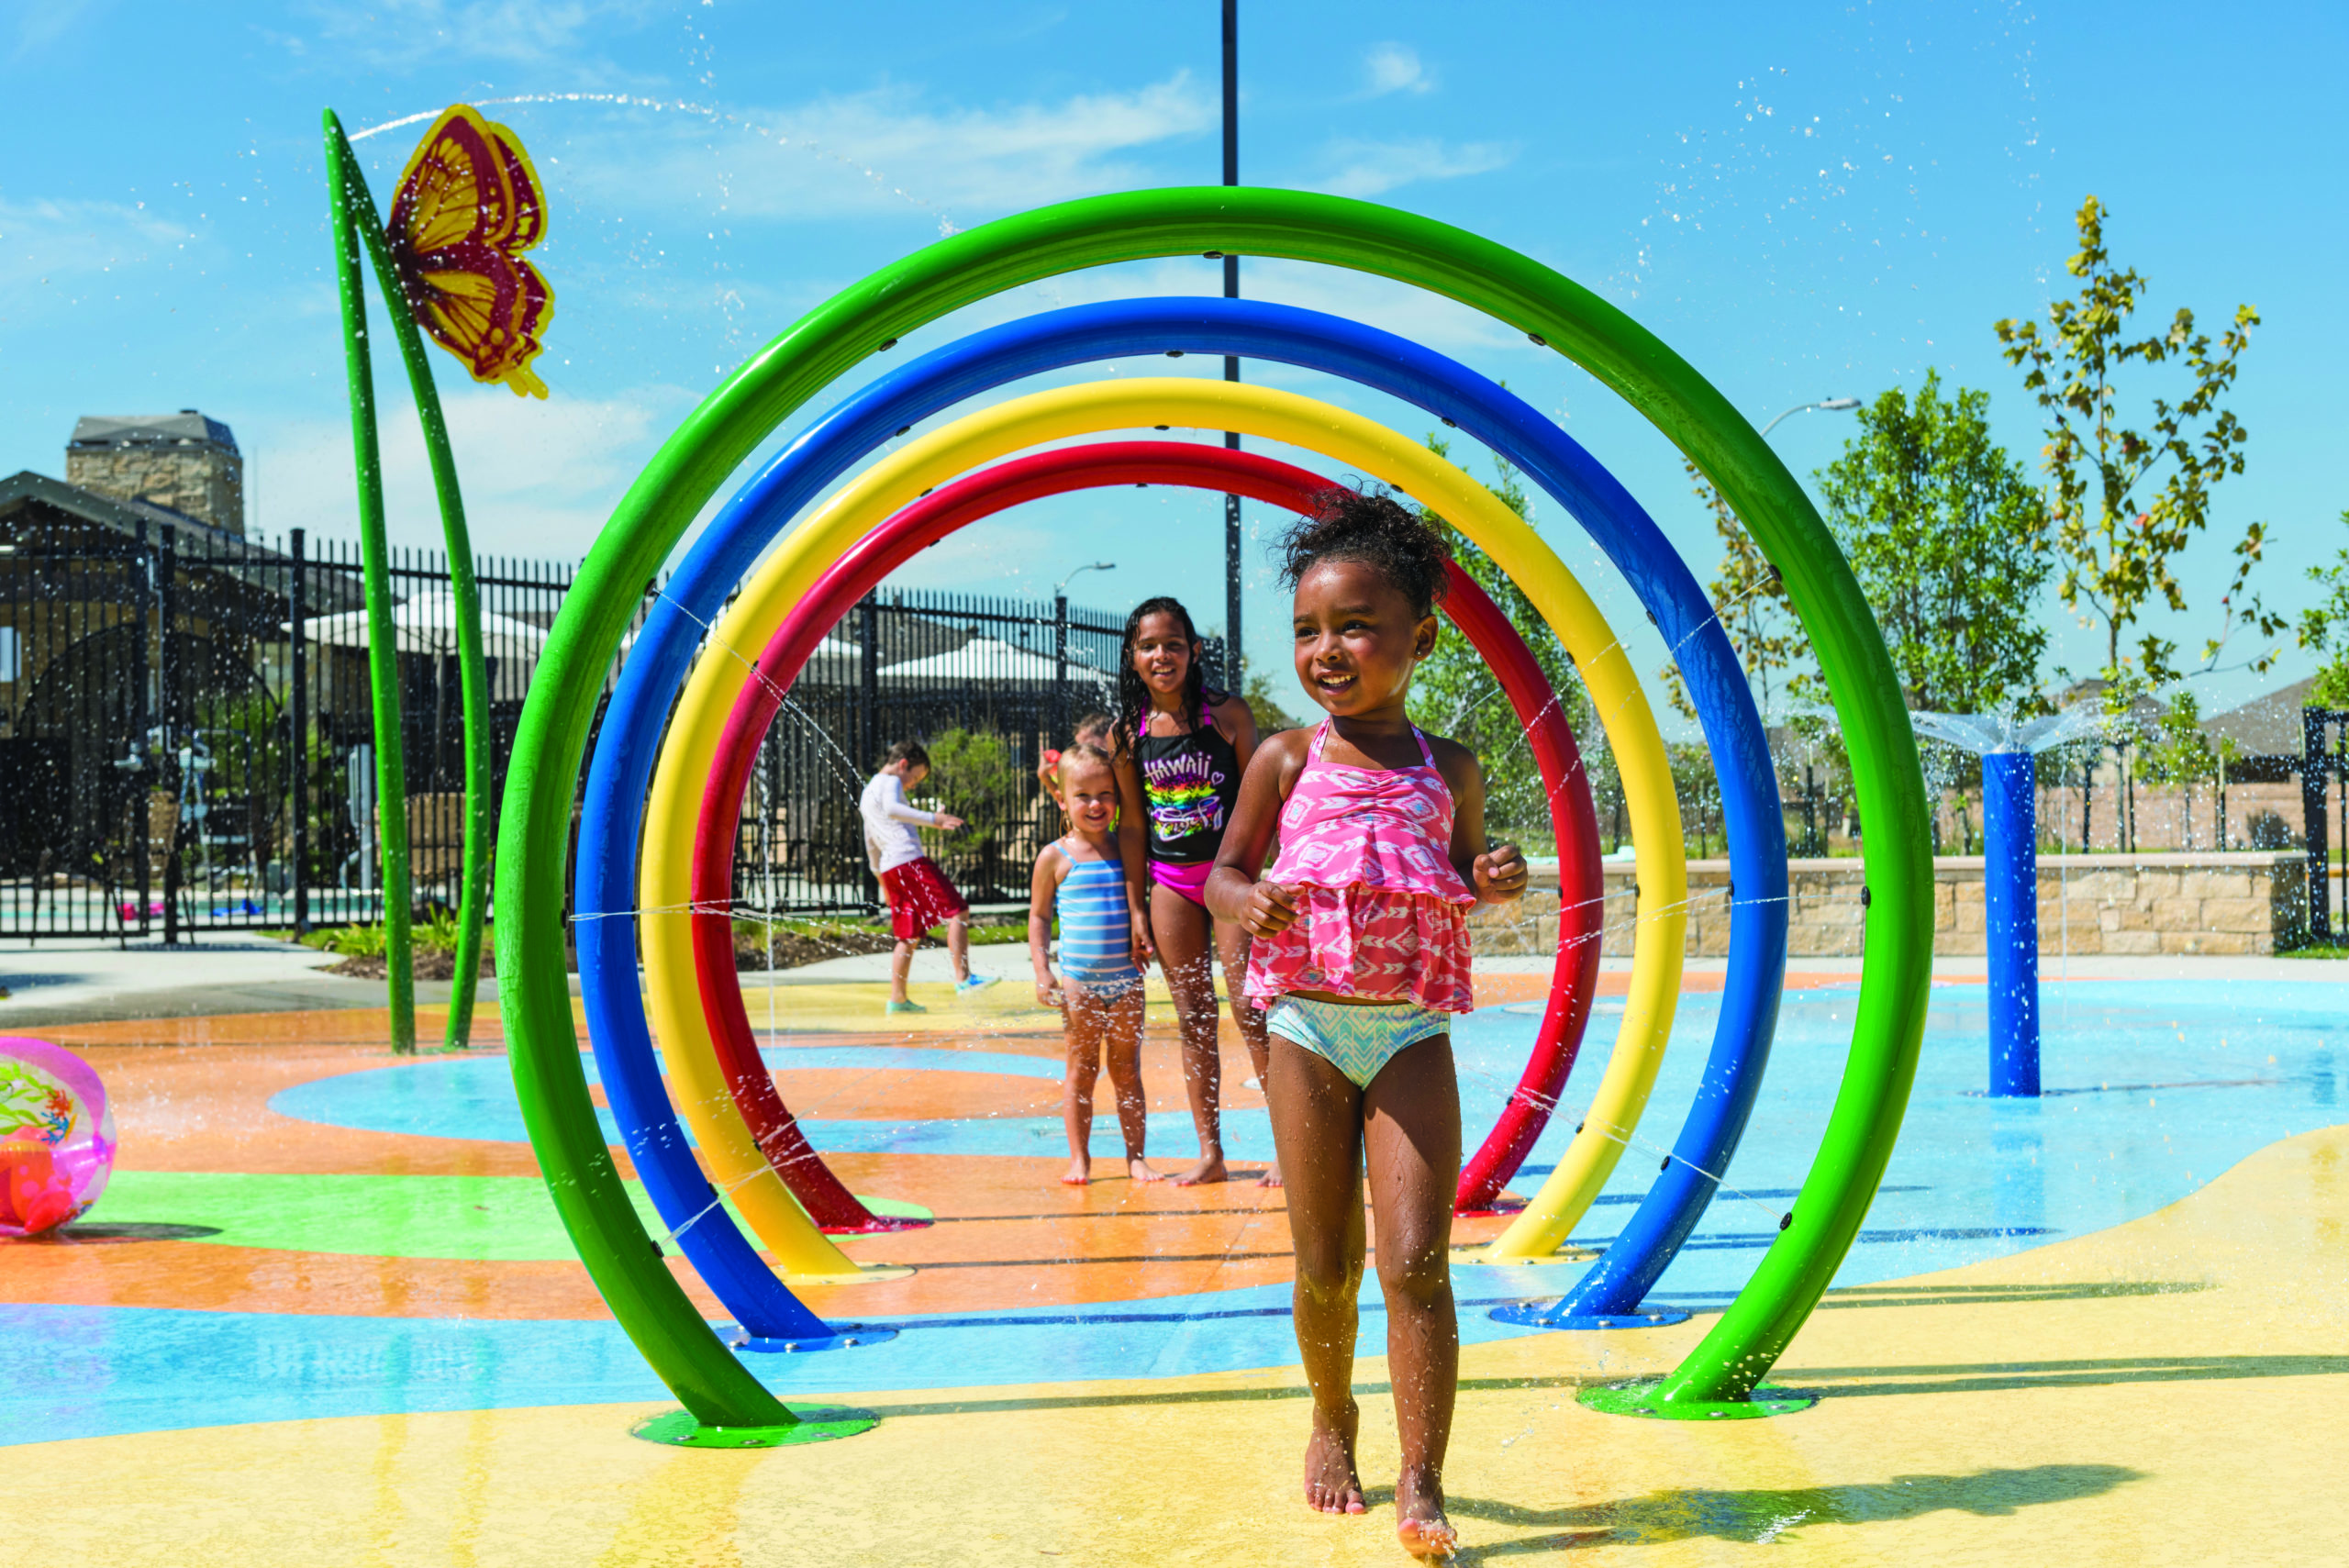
[1813,370,2052,717]
[1241,664,1305,734]
[1683,458,1809,719]
[1405,442,1591,849]
[1994,195,2280,692]
[2139,689,2218,849]
[2294,510,2349,707]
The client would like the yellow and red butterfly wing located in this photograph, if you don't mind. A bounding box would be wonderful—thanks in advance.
[385,106,555,398]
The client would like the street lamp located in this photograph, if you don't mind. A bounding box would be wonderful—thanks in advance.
[1759,396,1861,439]
[1052,562,1116,742]
[1053,561,1117,598]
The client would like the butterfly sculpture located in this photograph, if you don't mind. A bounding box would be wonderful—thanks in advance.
[386,106,555,398]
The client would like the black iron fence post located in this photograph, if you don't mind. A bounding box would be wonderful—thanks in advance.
[290,528,310,936]
[131,522,153,941]
[1053,593,1069,748]
[158,524,180,947]
[860,592,880,910]
[2304,706,2331,944]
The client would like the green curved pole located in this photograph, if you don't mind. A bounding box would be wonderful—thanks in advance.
[324,110,492,1051]
[323,109,415,1054]
[495,186,1931,1418]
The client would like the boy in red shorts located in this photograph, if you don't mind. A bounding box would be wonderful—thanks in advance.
[861,740,997,1014]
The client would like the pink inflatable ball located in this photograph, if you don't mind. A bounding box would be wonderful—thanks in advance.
[0,1037,117,1238]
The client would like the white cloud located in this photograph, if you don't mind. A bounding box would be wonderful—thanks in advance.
[1364,42,1433,96]
[1317,138,1516,200]
[0,195,187,294]
[550,72,1215,226]
[261,384,697,560]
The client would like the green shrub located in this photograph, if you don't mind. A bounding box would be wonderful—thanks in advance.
[320,924,389,959]
[921,727,1023,860]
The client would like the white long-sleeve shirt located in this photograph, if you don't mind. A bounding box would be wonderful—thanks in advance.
[860,770,939,873]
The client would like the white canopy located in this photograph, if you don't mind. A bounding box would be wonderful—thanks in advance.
[295,590,549,659]
[876,637,1111,686]
[793,636,865,684]
[293,591,550,701]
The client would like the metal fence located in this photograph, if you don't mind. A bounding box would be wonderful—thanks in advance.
[0,523,584,940]
[730,590,1159,912]
[0,521,1141,938]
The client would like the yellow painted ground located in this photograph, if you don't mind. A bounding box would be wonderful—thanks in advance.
[737,974,1210,1036]
[12,1124,2348,1563]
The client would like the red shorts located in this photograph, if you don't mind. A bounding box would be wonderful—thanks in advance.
[878,856,969,941]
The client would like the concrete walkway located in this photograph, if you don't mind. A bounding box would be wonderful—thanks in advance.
[0,937,498,1028]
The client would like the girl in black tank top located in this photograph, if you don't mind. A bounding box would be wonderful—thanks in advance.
[1133,689,1243,870]
[1109,595,1275,1187]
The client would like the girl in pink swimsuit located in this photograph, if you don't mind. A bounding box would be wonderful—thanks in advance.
[1208,490,1527,1561]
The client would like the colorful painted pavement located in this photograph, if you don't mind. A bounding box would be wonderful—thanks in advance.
[4,970,2346,1563]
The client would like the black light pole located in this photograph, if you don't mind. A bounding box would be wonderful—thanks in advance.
[1220,0,1243,693]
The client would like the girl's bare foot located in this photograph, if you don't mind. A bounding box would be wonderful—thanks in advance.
[1304,1400,1365,1515]
[1061,1158,1091,1185]
[1128,1157,1163,1183]
[1168,1154,1230,1186]
[1395,1464,1454,1560]
[1258,1161,1285,1189]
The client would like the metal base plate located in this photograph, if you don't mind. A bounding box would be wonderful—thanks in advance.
[721,1325,899,1354]
[1578,1378,1817,1420]
[1450,1244,1599,1265]
[630,1407,879,1447]
[1487,1301,1690,1329]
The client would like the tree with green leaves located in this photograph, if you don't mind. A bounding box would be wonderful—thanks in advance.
[2294,511,2349,707]
[1813,370,2051,717]
[1683,458,1808,720]
[1404,442,1591,850]
[1995,195,2279,694]
[921,726,1020,861]
[2139,689,2218,850]
[1241,665,1306,734]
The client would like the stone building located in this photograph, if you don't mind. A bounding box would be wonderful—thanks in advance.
[64,410,245,535]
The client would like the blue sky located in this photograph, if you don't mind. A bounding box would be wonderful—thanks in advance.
[6,1,2343,717]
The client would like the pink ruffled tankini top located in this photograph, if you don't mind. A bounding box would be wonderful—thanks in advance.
[1243,720,1476,1014]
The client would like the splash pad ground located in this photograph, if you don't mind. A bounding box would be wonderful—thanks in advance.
[3,955,2346,1564]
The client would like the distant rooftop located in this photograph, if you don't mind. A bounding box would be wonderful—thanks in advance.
[2204,676,2317,757]
[68,410,239,453]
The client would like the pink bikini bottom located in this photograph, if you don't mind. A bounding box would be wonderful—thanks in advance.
[1149,858,1214,906]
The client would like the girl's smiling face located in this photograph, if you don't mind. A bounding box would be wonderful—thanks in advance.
[1059,758,1119,835]
[1291,559,1437,718]
[1130,611,1196,699]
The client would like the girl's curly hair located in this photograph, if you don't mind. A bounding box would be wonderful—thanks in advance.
[1276,487,1454,619]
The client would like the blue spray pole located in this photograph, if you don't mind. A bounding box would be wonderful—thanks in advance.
[1982,750,2040,1097]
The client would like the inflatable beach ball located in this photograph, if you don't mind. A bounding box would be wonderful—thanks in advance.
[0,1037,115,1237]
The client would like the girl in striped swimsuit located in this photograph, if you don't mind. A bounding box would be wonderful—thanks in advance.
[1208,491,1527,1560]
[1030,741,1159,1186]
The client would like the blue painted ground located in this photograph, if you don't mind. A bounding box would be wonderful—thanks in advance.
[8,980,2344,1444]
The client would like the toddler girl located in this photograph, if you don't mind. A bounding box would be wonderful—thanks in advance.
[1030,742,1158,1185]
[1207,492,1526,1560]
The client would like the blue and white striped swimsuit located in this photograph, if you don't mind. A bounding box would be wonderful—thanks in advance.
[1052,840,1141,991]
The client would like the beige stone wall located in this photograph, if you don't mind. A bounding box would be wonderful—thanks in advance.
[68,445,245,534]
[1466,851,2307,959]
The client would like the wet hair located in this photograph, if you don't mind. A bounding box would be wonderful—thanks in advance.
[885,739,930,769]
[1115,595,1218,747]
[1058,740,1115,783]
[1071,711,1114,746]
[1277,488,1453,619]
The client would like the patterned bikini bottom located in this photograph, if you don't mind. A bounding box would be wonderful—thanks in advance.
[1264,995,1452,1091]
